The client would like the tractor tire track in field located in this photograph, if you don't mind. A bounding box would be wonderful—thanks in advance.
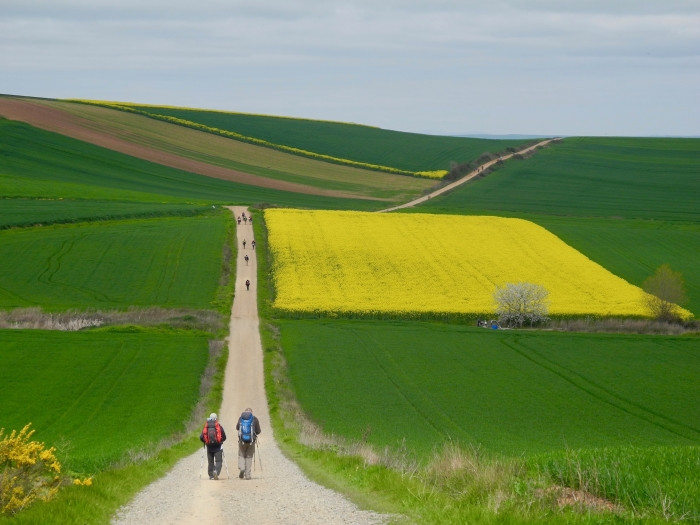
[112,207,392,525]
[505,338,700,442]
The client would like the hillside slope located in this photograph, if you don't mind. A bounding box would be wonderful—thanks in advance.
[0,96,433,203]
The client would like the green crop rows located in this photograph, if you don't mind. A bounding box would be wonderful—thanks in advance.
[0,329,209,472]
[107,102,534,174]
[0,118,382,210]
[0,215,228,310]
[419,136,700,221]
[279,319,700,456]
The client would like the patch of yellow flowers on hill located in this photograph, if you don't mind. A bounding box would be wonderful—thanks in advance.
[72,100,447,179]
[265,209,671,317]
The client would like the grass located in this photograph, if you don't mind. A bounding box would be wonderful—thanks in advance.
[263,315,700,523]
[534,217,700,318]
[0,198,211,229]
[417,137,700,221]
[0,117,390,210]
[4,95,699,523]
[86,100,535,174]
[0,437,200,525]
[532,446,700,522]
[0,214,229,311]
[0,328,209,473]
[277,319,700,456]
[8,98,435,202]
[407,137,700,318]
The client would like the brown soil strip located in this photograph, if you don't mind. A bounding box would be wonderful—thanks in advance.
[0,97,373,200]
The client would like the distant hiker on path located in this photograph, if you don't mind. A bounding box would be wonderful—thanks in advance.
[251,240,256,250]
[244,254,249,265]
[237,217,241,225]
[245,279,250,291]
[242,239,247,249]
[236,408,261,480]
[200,413,227,480]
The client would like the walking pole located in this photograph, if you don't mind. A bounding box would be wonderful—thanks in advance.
[199,445,204,479]
[255,438,263,472]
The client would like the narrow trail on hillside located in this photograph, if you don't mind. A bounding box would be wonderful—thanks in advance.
[112,206,390,525]
[378,138,557,212]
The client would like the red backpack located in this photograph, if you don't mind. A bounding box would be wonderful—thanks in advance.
[203,420,223,445]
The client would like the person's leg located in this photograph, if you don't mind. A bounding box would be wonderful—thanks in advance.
[207,449,215,478]
[213,450,223,478]
[238,442,246,478]
[244,443,255,479]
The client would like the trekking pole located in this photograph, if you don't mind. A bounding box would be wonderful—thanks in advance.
[199,445,204,479]
[255,439,263,472]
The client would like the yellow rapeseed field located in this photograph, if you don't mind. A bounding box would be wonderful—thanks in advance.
[265,209,660,317]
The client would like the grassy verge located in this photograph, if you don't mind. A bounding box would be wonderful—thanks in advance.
[0,331,229,524]
[256,208,699,524]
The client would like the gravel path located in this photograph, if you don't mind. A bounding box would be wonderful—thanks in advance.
[112,206,393,524]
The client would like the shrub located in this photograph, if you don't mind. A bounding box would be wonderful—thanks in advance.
[0,424,64,516]
[494,282,550,327]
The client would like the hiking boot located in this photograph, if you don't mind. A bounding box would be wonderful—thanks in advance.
[214,470,219,480]
[239,470,244,479]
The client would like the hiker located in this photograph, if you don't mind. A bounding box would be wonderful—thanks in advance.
[244,254,249,265]
[236,408,261,480]
[237,217,241,225]
[242,239,246,249]
[251,239,256,250]
[200,413,227,480]
[245,279,250,291]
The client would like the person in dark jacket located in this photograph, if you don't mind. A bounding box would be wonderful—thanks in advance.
[236,408,262,480]
[200,412,227,480]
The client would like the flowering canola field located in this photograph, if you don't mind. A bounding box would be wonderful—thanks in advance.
[265,209,657,317]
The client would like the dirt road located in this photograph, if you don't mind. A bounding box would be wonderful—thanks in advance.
[112,206,388,524]
[378,138,557,212]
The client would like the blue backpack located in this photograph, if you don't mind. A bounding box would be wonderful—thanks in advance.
[239,413,255,444]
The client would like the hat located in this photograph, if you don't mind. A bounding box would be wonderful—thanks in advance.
[209,412,217,420]
[245,408,252,413]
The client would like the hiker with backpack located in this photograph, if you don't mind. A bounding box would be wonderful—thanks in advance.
[199,413,227,480]
[236,408,261,480]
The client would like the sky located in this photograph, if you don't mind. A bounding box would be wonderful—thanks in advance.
[2,1,699,136]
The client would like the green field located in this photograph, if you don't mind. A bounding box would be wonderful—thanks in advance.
[279,319,700,456]
[0,118,386,210]
[0,329,209,472]
[0,214,228,310]
[411,137,700,317]
[104,102,535,174]
[536,217,700,317]
[3,96,700,522]
[417,137,700,221]
[0,199,211,229]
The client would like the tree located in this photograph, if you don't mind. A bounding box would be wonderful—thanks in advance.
[493,282,550,328]
[642,264,688,321]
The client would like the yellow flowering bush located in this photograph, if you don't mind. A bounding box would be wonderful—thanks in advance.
[265,209,692,318]
[0,424,87,516]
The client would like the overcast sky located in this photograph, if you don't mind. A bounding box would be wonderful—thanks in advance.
[2,1,699,136]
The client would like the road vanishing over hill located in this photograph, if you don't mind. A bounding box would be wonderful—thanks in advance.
[378,138,558,212]
[112,207,389,525]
